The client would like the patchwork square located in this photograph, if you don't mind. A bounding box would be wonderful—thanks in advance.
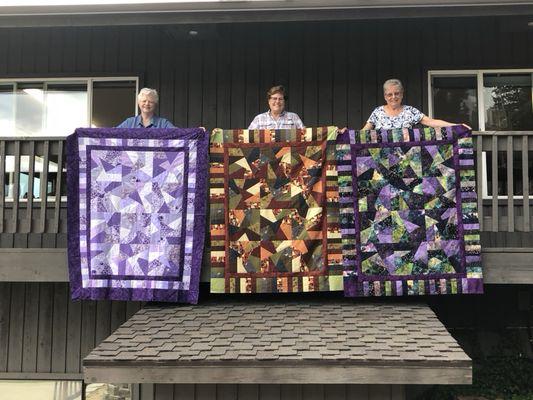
[210,127,343,293]
[337,126,483,296]
[67,128,208,303]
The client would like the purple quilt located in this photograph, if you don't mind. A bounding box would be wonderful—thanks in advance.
[66,128,208,303]
[337,125,483,297]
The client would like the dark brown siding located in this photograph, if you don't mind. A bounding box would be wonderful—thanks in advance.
[0,17,531,130]
[0,282,141,376]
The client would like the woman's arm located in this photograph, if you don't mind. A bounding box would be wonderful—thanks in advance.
[420,115,471,129]
[361,122,374,130]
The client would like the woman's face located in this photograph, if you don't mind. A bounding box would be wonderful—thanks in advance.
[384,84,403,108]
[138,94,157,115]
[268,92,285,114]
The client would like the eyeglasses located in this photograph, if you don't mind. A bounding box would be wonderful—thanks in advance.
[384,91,402,98]
[269,96,285,101]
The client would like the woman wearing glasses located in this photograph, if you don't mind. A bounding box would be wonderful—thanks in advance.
[248,85,304,130]
[362,79,463,130]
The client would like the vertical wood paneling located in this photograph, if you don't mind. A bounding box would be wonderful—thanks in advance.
[369,385,391,400]
[259,384,280,400]
[36,282,53,372]
[75,27,92,72]
[230,28,245,129]
[288,24,304,121]
[280,385,301,400]
[195,384,216,400]
[141,383,155,400]
[146,27,161,99]
[154,384,174,400]
[302,24,318,127]
[324,385,346,400]
[0,282,11,372]
[216,34,231,129]
[7,29,23,74]
[51,282,68,373]
[360,22,376,123]
[188,39,203,127]
[21,28,36,74]
[390,385,405,400]
[90,27,106,73]
[302,384,324,400]
[7,283,24,369]
[80,300,97,370]
[238,384,258,400]
[317,25,333,127]
[347,385,369,400]
[48,28,63,73]
[173,39,189,127]
[160,33,175,123]
[65,293,82,373]
[22,283,40,372]
[62,27,76,73]
[110,300,127,332]
[202,40,218,130]
[95,300,112,345]
[332,25,348,127]
[217,384,237,400]
[104,26,120,73]
[173,384,195,400]
[244,30,260,128]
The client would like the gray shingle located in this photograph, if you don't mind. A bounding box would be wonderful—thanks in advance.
[85,300,470,368]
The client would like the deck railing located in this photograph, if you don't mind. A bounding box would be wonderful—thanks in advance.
[0,132,531,235]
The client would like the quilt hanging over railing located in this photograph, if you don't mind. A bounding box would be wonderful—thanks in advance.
[209,127,343,293]
[337,125,483,297]
[66,128,208,303]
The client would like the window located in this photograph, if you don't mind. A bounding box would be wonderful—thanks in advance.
[428,69,533,131]
[429,70,533,199]
[0,77,138,137]
[0,380,82,400]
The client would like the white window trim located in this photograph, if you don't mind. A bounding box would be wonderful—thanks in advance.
[428,68,533,131]
[428,69,533,200]
[0,76,139,137]
[0,76,139,202]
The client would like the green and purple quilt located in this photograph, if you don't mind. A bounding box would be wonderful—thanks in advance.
[337,126,483,296]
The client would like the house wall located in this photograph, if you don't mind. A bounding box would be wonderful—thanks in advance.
[137,384,405,400]
[0,17,532,132]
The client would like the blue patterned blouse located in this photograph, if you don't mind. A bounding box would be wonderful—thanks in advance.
[367,105,424,129]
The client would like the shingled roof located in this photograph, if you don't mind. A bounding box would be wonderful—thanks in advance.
[84,300,471,385]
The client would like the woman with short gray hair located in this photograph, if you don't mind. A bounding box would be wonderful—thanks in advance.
[117,87,174,128]
[362,79,467,130]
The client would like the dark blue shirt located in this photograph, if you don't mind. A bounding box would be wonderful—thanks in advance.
[116,115,175,128]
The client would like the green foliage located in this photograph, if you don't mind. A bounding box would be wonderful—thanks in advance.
[416,356,533,400]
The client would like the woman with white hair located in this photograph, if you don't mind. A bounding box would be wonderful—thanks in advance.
[117,87,174,128]
[362,79,466,130]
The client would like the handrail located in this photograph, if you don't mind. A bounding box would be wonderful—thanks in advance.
[0,131,531,234]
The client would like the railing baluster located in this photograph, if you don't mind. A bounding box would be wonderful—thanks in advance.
[26,141,36,233]
[0,141,5,233]
[52,140,64,234]
[507,136,514,232]
[39,140,50,234]
[523,135,530,232]
[491,135,499,232]
[476,134,483,231]
[12,141,21,233]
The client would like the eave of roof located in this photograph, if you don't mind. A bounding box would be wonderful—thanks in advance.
[84,300,472,385]
[0,1,532,27]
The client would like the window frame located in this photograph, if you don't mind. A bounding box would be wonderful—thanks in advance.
[0,76,139,137]
[428,69,533,200]
[427,68,533,131]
